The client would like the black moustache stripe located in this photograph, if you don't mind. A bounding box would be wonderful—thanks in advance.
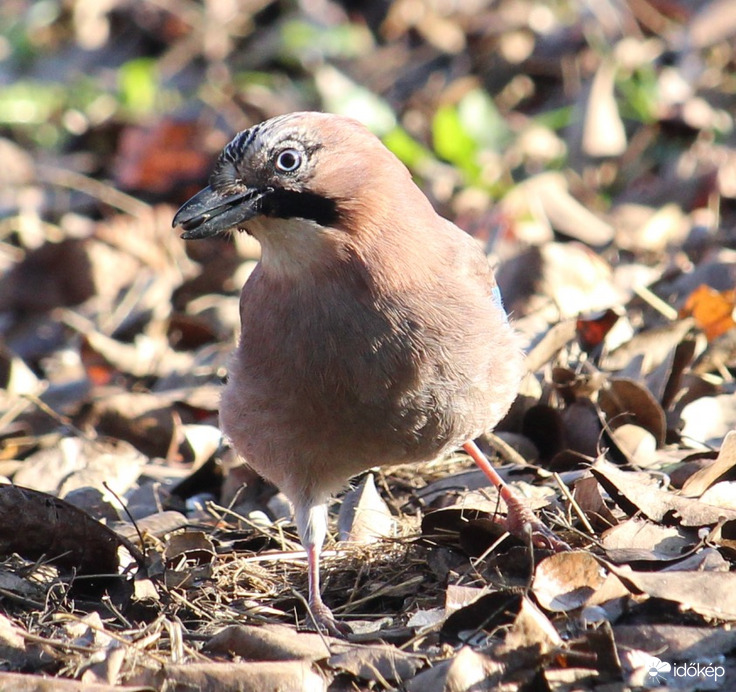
[260,189,339,227]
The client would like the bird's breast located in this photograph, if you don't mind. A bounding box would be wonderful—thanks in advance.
[220,252,523,489]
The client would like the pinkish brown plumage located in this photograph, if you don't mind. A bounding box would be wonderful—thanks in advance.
[174,112,565,634]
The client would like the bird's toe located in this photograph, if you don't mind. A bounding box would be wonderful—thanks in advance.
[305,601,352,637]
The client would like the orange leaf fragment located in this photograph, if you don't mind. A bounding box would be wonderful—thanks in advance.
[679,284,736,341]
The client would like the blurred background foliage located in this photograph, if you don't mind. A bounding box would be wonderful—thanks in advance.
[1,0,733,226]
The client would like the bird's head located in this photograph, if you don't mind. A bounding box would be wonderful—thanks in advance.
[173,112,435,276]
[174,112,430,237]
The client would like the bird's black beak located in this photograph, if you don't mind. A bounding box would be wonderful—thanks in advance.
[172,185,271,240]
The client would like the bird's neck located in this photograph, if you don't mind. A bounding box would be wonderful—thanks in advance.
[249,193,444,293]
[249,216,355,283]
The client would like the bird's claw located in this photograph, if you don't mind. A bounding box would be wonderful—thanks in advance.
[503,490,570,552]
[527,520,570,552]
[306,601,352,637]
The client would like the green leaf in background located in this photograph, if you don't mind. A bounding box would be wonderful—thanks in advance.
[0,81,63,125]
[533,105,574,131]
[432,88,512,185]
[382,126,433,170]
[118,58,157,116]
[314,66,436,178]
[281,19,372,61]
[616,64,658,124]
[315,65,396,135]
[0,77,108,147]
[457,88,509,152]
[432,103,478,176]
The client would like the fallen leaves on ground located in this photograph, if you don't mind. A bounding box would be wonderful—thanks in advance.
[1,0,736,689]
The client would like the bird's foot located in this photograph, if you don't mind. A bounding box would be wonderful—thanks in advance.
[503,490,570,552]
[305,599,352,637]
[463,440,569,552]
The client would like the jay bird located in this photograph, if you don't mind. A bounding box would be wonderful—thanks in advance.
[173,112,566,635]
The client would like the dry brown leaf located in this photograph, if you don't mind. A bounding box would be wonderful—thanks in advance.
[522,404,566,462]
[441,591,522,644]
[13,436,146,498]
[0,348,41,398]
[602,319,695,373]
[615,623,736,661]
[561,399,604,459]
[645,335,696,409]
[130,661,326,691]
[0,614,42,672]
[163,530,216,588]
[80,643,126,687]
[523,319,577,373]
[445,584,485,615]
[0,137,34,187]
[415,467,503,506]
[503,595,563,652]
[601,517,698,564]
[521,174,615,246]
[337,473,397,543]
[613,203,687,254]
[204,624,331,661]
[681,430,736,497]
[572,473,620,530]
[328,643,423,684]
[114,120,213,195]
[83,386,221,460]
[680,393,736,448]
[0,569,46,605]
[532,551,629,612]
[84,391,177,459]
[112,510,188,543]
[540,242,619,316]
[542,667,603,688]
[0,484,143,577]
[658,548,729,573]
[180,423,222,468]
[591,459,736,526]
[0,672,138,691]
[607,424,657,467]
[598,378,667,447]
[0,239,96,314]
[79,327,194,380]
[608,564,736,621]
[686,0,736,48]
[582,60,627,157]
[405,646,505,692]
[62,613,120,685]
[700,482,736,511]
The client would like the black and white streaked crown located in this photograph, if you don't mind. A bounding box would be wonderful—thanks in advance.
[219,123,263,166]
[218,113,305,167]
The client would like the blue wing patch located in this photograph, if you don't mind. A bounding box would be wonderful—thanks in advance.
[492,284,509,325]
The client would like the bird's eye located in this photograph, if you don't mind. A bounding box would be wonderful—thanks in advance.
[274,148,302,173]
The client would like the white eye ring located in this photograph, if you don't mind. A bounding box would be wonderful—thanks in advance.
[275,148,302,173]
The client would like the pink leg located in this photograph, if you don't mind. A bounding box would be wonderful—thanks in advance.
[305,543,350,636]
[462,440,569,552]
[296,501,351,636]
